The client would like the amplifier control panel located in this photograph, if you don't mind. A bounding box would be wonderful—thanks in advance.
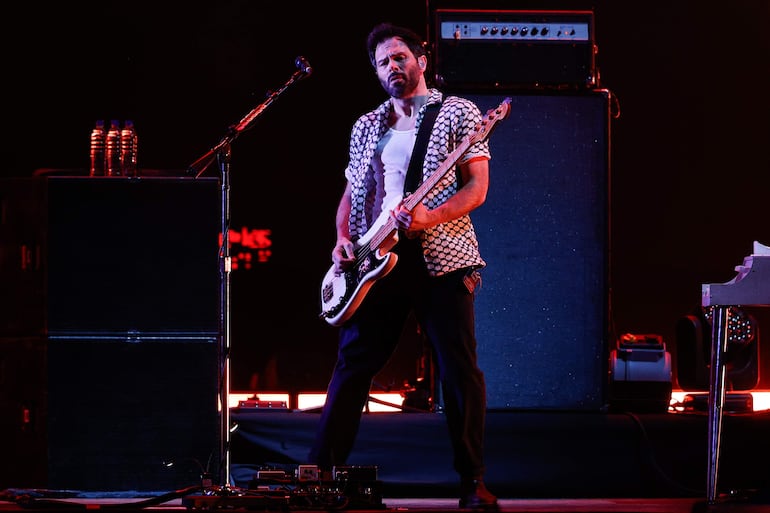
[440,19,590,41]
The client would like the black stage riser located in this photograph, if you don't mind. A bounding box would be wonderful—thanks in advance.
[230,409,770,499]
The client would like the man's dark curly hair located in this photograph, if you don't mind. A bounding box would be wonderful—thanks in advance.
[366,22,426,67]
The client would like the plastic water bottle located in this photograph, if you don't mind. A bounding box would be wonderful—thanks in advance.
[120,120,138,177]
[105,120,122,176]
[89,120,106,176]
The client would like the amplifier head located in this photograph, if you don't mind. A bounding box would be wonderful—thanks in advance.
[431,9,598,92]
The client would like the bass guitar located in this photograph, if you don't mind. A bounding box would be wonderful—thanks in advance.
[319,98,511,326]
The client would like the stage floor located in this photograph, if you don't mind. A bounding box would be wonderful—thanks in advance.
[1,496,769,513]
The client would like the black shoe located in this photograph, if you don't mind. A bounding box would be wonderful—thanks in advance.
[459,479,499,510]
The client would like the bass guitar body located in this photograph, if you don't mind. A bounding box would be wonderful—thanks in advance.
[319,229,399,327]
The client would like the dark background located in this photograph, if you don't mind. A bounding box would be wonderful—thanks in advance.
[3,1,769,394]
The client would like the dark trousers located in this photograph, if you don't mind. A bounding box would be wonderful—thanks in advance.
[308,237,488,480]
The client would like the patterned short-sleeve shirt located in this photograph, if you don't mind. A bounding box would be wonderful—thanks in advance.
[344,88,490,276]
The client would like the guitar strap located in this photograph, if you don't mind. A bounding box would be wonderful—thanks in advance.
[403,102,441,196]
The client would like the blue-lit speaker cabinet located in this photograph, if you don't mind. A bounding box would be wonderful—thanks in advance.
[469,91,611,410]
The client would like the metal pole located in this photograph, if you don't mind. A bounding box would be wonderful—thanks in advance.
[219,146,233,486]
[706,305,729,503]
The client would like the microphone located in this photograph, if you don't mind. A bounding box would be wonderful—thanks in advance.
[295,56,313,76]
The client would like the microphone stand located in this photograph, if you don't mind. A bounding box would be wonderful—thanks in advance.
[187,58,311,494]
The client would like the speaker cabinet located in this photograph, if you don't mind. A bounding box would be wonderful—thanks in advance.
[469,91,611,410]
[48,336,220,491]
[0,176,222,490]
[0,336,220,491]
[0,337,47,489]
[0,176,220,337]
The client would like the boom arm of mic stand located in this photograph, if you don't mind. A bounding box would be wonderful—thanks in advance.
[187,69,308,179]
[189,138,231,179]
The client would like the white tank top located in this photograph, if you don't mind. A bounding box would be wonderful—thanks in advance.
[372,127,417,217]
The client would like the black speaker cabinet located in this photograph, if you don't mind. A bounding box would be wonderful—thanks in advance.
[0,337,47,489]
[0,335,220,491]
[469,91,611,410]
[0,176,223,490]
[0,176,220,337]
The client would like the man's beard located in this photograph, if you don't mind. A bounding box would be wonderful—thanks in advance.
[386,82,407,97]
[383,74,411,98]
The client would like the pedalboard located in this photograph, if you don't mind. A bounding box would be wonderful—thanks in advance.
[182,465,384,511]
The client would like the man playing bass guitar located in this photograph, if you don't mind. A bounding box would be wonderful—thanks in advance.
[311,22,503,510]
